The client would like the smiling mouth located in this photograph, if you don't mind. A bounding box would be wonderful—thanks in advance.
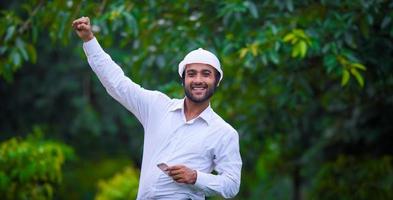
[191,85,207,93]
[192,86,206,90]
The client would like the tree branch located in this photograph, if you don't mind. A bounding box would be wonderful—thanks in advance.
[18,0,44,34]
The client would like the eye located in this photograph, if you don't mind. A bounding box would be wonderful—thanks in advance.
[187,72,196,77]
[202,71,211,77]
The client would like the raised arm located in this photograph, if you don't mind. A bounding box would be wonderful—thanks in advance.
[72,17,168,127]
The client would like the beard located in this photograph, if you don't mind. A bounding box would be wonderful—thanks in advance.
[184,82,216,103]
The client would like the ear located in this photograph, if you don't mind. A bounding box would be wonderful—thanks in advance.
[214,69,221,87]
[181,77,185,86]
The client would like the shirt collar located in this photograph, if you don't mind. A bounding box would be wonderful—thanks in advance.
[169,99,184,112]
[169,98,213,126]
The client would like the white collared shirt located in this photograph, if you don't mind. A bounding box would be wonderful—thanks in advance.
[83,38,242,199]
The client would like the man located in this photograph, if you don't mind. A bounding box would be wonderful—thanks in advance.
[72,16,242,199]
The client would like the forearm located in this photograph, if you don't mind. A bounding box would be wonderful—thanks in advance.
[194,171,240,198]
[193,130,242,198]
[75,16,163,126]
[83,37,133,100]
[82,37,153,125]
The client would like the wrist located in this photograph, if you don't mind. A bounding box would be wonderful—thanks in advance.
[191,170,197,184]
[83,34,94,42]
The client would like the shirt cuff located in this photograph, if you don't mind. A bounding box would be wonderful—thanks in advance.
[82,37,103,57]
[194,170,211,189]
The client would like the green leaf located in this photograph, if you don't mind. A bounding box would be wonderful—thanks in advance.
[5,26,15,42]
[299,41,307,58]
[123,12,138,37]
[286,0,294,12]
[269,51,279,64]
[26,44,37,63]
[351,63,366,71]
[250,43,259,56]
[274,41,280,51]
[293,29,306,38]
[324,54,338,73]
[336,55,348,66]
[290,37,299,44]
[239,48,248,59]
[15,38,28,61]
[350,68,365,87]
[283,33,295,42]
[271,24,278,35]
[341,69,350,86]
[291,43,300,58]
[245,1,259,18]
[10,50,21,67]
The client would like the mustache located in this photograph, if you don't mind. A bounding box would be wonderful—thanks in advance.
[190,83,208,88]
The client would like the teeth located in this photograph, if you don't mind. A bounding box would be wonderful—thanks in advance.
[191,85,207,90]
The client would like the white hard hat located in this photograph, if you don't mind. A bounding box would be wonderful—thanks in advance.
[178,48,223,83]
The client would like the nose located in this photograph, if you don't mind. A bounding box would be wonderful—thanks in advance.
[193,74,203,83]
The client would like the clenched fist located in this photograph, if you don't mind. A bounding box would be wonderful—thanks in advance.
[72,16,94,42]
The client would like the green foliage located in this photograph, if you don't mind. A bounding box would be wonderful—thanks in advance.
[256,136,283,180]
[60,158,134,200]
[249,136,292,200]
[95,166,139,200]
[0,128,74,200]
[283,29,311,58]
[310,155,393,200]
[337,55,367,87]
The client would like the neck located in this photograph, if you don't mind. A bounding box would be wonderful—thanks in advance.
[184,97,210,121]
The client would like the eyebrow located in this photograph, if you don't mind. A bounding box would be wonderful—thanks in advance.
[186,69,213,73]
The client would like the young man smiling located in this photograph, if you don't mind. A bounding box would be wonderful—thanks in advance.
[73,16,242,199]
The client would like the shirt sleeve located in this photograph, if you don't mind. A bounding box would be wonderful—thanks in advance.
[82,37,166,127]
[194,130,242,198]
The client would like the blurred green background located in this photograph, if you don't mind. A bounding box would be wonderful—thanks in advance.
[1,0,393,199]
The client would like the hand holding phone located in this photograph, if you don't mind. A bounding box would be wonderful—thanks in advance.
[157,163,169,175]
